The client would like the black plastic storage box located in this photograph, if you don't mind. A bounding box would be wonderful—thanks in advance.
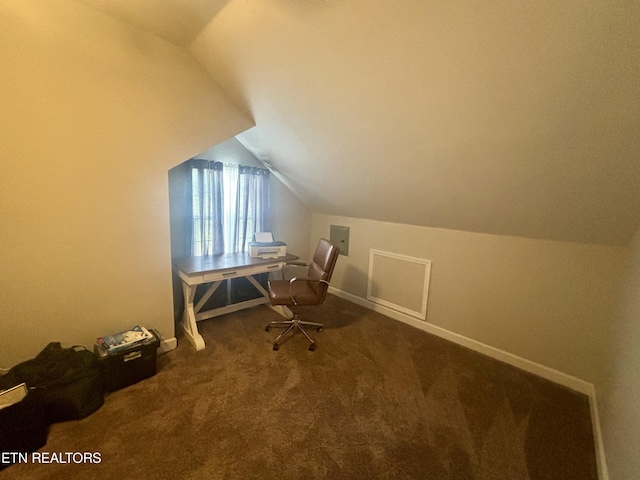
[94,330,160,392]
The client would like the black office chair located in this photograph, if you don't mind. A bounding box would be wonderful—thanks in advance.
[265,238,340,351]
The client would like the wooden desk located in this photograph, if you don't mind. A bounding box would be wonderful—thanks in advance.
[173,253,298,351]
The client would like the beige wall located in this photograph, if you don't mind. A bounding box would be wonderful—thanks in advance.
[0,0,252,367]
[312,213,626,384]
[270,176,312,260]
[600,225,640,479]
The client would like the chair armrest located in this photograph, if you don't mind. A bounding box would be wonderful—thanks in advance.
[280,261,310,281]
[285,261,310,267]
[287,277,330,305]
[289,276,329,285]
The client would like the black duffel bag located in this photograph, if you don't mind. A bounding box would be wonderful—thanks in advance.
[0,391,48,470]
[0,342,105,424]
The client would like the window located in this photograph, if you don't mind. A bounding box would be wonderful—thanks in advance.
[190,160,271,256]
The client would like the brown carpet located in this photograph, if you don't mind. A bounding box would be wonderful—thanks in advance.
[3,295,597,479]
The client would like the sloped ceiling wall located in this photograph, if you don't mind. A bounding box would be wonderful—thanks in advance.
[75,0,230,46]
[189,0,640,246]
[73,0,639,246]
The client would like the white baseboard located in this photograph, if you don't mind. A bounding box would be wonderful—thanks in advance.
[328,287,609,480]
[588,390,609,480]
[157,336,178,356]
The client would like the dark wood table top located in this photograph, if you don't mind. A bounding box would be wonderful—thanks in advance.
[173,253,299,276]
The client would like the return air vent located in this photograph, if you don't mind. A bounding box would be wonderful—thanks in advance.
[366,250,431,320]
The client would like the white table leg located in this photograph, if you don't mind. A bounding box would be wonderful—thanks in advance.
[268,305,294,319]
[180,282,206,351]
[246,274,270,298]
[245,275,293,319]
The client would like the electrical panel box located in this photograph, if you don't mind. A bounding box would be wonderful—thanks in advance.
[330,225,350,256]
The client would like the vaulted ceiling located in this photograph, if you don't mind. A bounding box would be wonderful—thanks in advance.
[75,0,229,46]
[76,0,640,246]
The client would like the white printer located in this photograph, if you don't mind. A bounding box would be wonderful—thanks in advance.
[249,232,287,258]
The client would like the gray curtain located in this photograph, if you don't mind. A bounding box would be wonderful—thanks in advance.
[231,166,272,253]
[190,159,224,256]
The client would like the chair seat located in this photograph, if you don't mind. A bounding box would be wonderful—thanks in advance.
[268,280,321,306]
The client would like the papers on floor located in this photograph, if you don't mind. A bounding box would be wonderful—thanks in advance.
[0,382,28,411]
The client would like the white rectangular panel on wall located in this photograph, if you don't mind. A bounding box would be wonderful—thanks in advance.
[367,250,431,320]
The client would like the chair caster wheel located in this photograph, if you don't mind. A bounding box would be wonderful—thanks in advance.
[317,327,323,332]
[308,343,316,351]
[265,326,271,332]
[273,343,280,351]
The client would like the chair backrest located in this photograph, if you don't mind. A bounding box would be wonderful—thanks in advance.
[307,238,340,302]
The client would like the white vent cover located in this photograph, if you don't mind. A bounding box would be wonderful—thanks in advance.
[367,250,431,320]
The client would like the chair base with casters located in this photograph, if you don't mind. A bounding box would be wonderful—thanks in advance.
[265,312,323,351]
[265,238,340,351]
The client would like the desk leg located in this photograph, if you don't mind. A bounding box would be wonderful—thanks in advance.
[245,275,293,320]
[181,282,206,351]
[269,305,294,319]
[246,274,270,298]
